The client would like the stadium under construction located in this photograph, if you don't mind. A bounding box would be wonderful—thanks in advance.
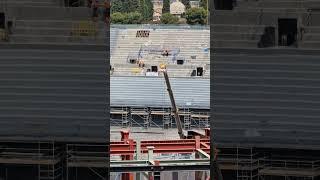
[0,0,320,180]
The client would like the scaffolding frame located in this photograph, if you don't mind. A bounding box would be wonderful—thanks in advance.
[218,146,320,180]
[0,140,63,180]
[110,106,210,129]
[66,143,108,180]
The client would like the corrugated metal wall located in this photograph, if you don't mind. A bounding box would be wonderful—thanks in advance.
[213,49,320,149]
[0,47,107,142]
[111,76,210,109]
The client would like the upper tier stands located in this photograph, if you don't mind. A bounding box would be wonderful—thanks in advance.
[0,0,107,45]
[213,0,320,49]
[110,25,210,78]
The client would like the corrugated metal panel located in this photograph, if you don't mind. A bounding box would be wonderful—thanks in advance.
[111,76,210,109]
[0,48,107,142]
[213,49,320,149]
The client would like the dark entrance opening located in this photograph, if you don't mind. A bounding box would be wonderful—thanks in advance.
[278,18,297,47]
[0,13,5,29]
[129,58,137,64]
[196,67,203,76]
[151,66,158,72]
[214,0,234,10]
[177,59,184,65]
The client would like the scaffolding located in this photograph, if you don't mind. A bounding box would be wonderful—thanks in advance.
[191,112,210,128]
[182,107,192,130]
[130,107,150,129]
[0,141,63,180]
[110,106,129,127]
[66,143,108,180]
[110,106,210,129]
[218,146,320,180]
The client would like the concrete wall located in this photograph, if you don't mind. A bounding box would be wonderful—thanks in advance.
[213,48,320,149]
[0,46,107,142]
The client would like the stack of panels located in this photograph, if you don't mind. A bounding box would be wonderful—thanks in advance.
[0,47,107,142]
[111,76,210,109]
[213,49,320,149]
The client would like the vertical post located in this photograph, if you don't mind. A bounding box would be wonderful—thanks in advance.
[195,136,203,180]
[66,145,69,180]
[147,146,155,180]
[135,140,141,180]
[122,139,134,180]
[172,172,178,180]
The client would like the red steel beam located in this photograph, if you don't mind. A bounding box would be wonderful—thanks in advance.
[111,139,210,155]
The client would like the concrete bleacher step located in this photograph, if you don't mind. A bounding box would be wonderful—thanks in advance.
[0,43,106,51]
[5,7,90,20]
[213,40,259,48]
[213,32,262,41]
[300,41,320,49]
[3,1,59,7]
[212,24,265,33]
[13,27,106,36]
[238,0,304,9]
[10,34,106,44]
[303,34,320,41]
[14,20,106,28]
[304,26,320,33]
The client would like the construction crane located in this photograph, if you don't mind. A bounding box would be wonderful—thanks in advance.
[159,63,223,180]
[159,63,185,139]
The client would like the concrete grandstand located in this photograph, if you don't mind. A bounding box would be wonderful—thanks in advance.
[110,25,210,129]
[109,24,211,179]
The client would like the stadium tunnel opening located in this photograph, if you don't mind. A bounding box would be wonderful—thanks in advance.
[278,18,297,47]
[177,59,184,65]
[214,0,234,10]
[129,58,137,64]
[196,67,203,76]
[151,66,158,72]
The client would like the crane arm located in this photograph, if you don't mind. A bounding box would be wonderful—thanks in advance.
[161,69,184,139]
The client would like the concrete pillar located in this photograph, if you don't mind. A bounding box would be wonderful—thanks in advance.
[135,140,141,180]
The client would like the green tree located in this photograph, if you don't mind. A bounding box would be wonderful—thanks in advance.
[163,0,170,14]
[181,0,190,9]
[127,12,143,24]
[111,0,141,13]
[111,12,143,24]
[200,0,208,10]
[160,13,179,24]
[126,0,140,13]
[111,0,124,13]
[111,12,126,24]
[139,0,154,21]
[185,7,207,25]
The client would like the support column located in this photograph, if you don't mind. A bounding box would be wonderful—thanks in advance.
[172,172,178,180]
[135,140,141,180]
[121,132,134,180]
[195,136,203,180]
[147,146,155,180]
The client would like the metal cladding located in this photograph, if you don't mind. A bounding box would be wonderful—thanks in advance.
[213,48,320,149]
[0,47,107,142]
[111,76,210,109]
